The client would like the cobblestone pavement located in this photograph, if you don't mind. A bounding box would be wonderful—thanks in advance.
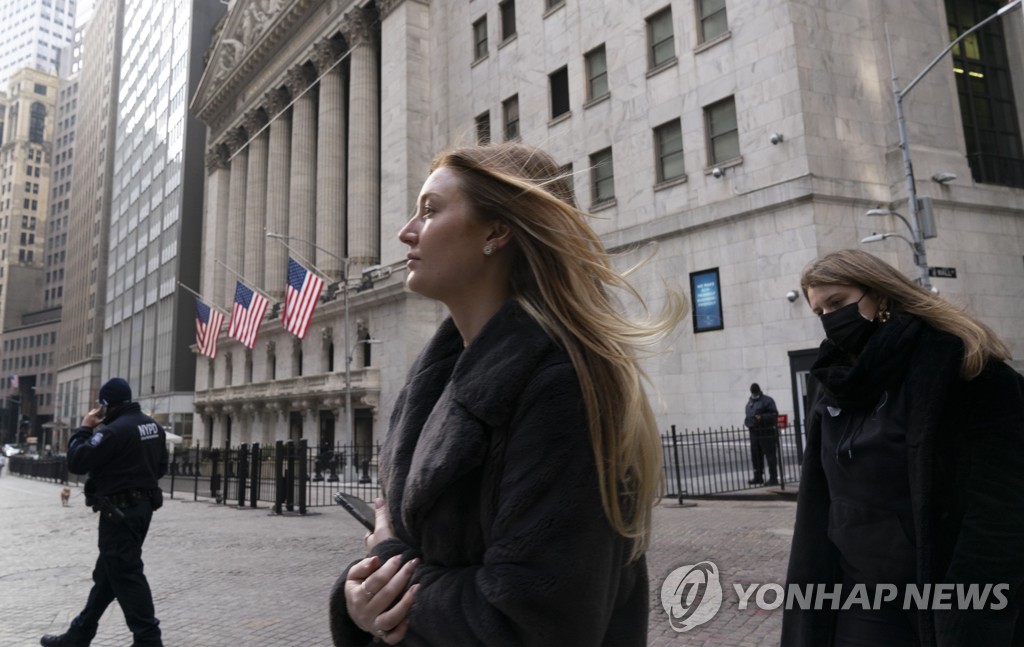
[0,474,795,646]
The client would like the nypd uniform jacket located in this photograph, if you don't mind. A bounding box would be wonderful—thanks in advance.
[67,403,168,498]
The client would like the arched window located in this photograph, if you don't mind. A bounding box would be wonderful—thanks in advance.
[29,103,47,144]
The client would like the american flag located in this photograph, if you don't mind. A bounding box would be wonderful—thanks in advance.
[195,298,224,358]
[283,257,325,339]
[228,281,269,348]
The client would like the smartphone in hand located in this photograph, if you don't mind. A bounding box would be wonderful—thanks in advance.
[334,491,375,531]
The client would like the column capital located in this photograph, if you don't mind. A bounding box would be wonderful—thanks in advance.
[340,8,375,48]
[285,64,316,98]
[243,107,268,135]
[205,143,230,172]
[312,38,345,74]
[263,87,291,118]
[378,0,430,19]
[224,127,248,154]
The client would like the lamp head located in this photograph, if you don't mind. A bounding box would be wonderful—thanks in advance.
[865,208,892,217]
[930,171,957,184]
[861,233,887,243]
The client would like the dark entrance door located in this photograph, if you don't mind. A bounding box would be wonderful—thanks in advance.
[788,348,820,463]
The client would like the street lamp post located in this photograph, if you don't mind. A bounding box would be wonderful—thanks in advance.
[345,338,380,452]
[266,231,362,444]
[877,0,1022,288]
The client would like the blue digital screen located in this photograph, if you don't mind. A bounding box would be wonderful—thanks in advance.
[690,268,723,333]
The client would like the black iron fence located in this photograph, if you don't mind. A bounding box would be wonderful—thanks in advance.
[661,423,804,500]
[8,424,807,509]
[161,441,382,514]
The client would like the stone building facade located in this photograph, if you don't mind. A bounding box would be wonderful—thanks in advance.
[191,0,1024,451]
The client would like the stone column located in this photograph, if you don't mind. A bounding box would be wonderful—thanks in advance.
[225,127,249,297]
[243,108,269,290]
[203,143,231,308]
[378,0,432,268]
[285,64,318,264]
[264,88,292,301]
[341,9,379,272]
[313,38,347,282]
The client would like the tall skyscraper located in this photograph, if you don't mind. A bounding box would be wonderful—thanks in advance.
[55,0,123,448]
[0,0,76,90]
[101,0,224,437]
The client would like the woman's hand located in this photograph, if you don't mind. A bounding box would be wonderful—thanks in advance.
[364,498,394,552]
[345,555,420,644]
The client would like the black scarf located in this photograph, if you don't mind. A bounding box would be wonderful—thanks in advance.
[810,313,923,411]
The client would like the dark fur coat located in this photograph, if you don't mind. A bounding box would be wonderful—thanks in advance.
[782,318,1024,646]
[329,300,648,646]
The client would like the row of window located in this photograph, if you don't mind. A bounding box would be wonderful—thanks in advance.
[2,331,56,352]
[472,1,729,69]
[1,352,54,372]
[477,92,738,205]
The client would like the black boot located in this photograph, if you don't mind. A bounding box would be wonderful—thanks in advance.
[748,474,764,485]
[765,476,779,486]
[40,634,87,647]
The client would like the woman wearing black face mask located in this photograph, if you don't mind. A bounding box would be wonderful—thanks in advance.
[781,249,1024,647]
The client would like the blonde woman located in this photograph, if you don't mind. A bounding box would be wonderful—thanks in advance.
[329,143,683,646]
[783,249,1024,646]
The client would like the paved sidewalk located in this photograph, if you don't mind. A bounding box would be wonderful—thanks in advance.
[0,475,795,646]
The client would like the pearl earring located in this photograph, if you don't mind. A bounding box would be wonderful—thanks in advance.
[483,243,495,256]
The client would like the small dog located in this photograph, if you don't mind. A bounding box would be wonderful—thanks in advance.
[60,487,71,507]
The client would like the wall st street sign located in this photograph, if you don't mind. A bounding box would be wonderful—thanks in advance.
[928,267,957,279]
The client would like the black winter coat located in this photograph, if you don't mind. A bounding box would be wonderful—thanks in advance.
[782,321,1024,646]
[67,402,168,497]
[329,300,648,646]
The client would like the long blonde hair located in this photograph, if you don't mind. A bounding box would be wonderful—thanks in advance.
[800,249,1010,378]
[431,143,685,559]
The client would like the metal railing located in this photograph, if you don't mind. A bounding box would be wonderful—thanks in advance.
[161,441,382,514]
[661,423,803,500]
[9,424,806,510]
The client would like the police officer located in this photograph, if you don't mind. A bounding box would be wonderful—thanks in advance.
[744,382,780,486]
[41,377,167,647]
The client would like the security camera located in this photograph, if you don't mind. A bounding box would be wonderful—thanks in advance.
[711,167,724,179]
[770,132,784,145]
[786,290,799,303]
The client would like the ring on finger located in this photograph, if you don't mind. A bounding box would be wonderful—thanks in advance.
[376,628,386,638]
[362,580,374,599]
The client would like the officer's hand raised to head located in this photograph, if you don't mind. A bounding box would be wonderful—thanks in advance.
[81,407,104,429]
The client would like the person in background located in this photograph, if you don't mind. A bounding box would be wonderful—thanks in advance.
[41,377,167,647]
[782,249,1024,646]
[744,382,779,486]
[329,142,684,646]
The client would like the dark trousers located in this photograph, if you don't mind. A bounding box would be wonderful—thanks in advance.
[748,429,778,480]
[67,500,162,646]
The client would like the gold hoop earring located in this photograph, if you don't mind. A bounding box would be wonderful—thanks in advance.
[483,243,495,256]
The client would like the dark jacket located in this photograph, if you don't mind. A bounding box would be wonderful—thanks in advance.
[329,300,648,646]
[67,402,168,497]
[745,394,778,433]
[782,321,1024,646]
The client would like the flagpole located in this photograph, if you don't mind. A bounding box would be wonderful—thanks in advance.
[264,236,333,283]
[215,260,279,303]
[177,282,230,316]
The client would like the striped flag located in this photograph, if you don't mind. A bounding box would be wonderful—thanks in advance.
[195,298,224,358]
[283,257,325,339]
[228,281,269,348]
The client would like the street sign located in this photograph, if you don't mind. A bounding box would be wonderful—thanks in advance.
[928,266,957,278]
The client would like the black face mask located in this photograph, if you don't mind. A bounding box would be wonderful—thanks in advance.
[820,299,878,355]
